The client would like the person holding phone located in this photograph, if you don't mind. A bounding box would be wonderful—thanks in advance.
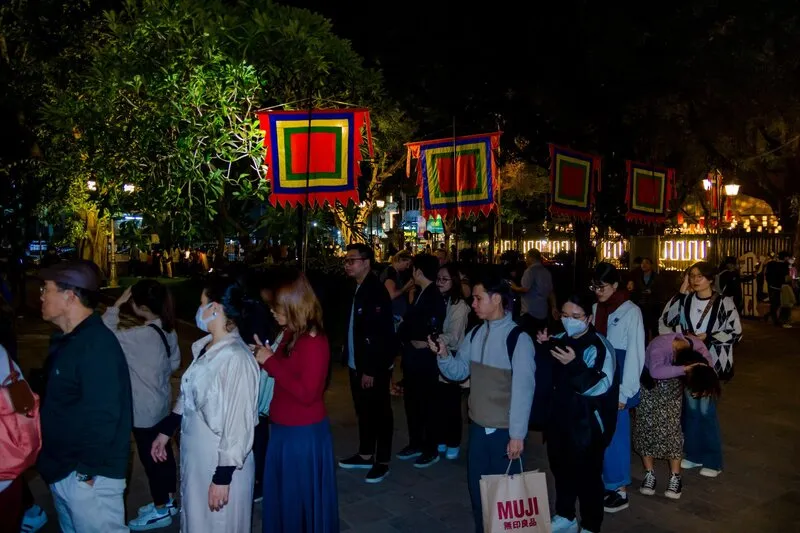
[429,275,536,533]
[535,294,618,533]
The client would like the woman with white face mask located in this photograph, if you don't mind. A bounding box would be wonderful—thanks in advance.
[151,278,259,533]
[535,294,618,533]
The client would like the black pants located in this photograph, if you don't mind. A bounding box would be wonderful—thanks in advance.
[403,368,439,457]
[349,369,393,464]
[436,380,463,448]
[253,415,270,491]
[546,428,605,532]
[133,425,177,506]
[768,288,790,325]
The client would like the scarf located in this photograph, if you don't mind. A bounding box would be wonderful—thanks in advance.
[594,289,630,336]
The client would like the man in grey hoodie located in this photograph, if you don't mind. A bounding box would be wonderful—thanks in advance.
[430,274,536,533]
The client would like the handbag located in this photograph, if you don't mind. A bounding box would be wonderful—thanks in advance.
[480,460,552,533]
[0,347,42,480]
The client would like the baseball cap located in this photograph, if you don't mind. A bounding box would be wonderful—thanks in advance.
[39,260,103,292]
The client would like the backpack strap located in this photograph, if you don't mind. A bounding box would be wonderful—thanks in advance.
[469,324,482,342]
[506,326,524,364]
[148,323,171,358]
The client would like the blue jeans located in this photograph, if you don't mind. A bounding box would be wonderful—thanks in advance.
[602,408,631,491]
[467,423,523,533]
[683,390,723,470]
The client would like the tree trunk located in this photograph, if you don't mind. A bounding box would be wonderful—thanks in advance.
[78,207,109,275]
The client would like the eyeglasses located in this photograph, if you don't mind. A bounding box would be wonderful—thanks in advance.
[437,277,452,283]
[589,283,610,292]
[343,258,367,265]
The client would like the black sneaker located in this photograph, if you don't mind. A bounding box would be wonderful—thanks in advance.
[413,453,440,469]
[396,446,422,460]
[639,470,656,496]
[665,473,682,500]
[365,463,390,484]
[338,454,373,470]
[603,490,629,513]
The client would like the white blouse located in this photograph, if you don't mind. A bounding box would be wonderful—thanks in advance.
[175,330,259,468]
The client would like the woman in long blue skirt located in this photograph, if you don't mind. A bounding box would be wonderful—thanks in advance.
[254,271,339,533]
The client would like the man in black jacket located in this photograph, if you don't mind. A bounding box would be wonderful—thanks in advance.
[38,261,132,533]
[339,244,396,483]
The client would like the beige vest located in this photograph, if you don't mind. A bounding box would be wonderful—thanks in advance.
[468,361,512,429]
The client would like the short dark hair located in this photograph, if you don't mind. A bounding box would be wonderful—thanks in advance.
[526,249,542,262]
[688,261,716,282]
[346,243,373,263]
[475,273,512,309]
[562,293,594,316]
[413,253,439,282]
[592,262,620,286]
[55,282,99,309]
[203,276,246,322]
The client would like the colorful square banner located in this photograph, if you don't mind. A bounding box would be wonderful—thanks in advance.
[549,144,602,220]
[257,109,373,208]
[625,160,675,224]
[406,132,501,218]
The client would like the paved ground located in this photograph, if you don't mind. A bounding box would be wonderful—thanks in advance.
[15,288,800,532]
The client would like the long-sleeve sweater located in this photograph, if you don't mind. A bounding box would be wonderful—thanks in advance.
[437,313,536,440]
[261,332,329,426]
[646,332,712,380]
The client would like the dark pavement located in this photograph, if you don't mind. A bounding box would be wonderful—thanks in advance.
[14,292,800,532]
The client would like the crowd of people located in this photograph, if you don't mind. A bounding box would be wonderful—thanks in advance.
[4,242,784,532]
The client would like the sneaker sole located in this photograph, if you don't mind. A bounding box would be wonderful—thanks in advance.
[396,453,422,461]
[129,516,173,531]
[603,502,629,513]
[365,471,389,484]
[413,457,441,469]
[680,460,702,469]
[664,490,682,500]
[253,496,263,504]
[699,469,721,478]
[338,462,373,470]
[445,454,459,460]
[136,506,178,517]
[639,487,656,496]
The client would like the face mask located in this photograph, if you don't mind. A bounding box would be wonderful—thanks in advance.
[195,303,216,332]
[561,317,589,338]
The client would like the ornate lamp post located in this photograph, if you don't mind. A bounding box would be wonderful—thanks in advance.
[702,170,739,265]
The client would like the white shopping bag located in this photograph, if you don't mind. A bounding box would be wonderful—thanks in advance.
[480,460,551,533]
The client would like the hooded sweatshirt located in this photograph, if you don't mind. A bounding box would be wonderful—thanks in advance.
[437,313,536,440]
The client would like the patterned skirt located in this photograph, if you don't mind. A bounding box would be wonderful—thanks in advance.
[633,378,684,460]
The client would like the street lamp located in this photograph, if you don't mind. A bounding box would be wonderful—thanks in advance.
[701,171,739,264]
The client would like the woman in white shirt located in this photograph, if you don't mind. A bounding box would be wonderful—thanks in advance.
[102,280,181,531]
[434,264,470,460]
[152,278,259,533]
[590,263,646,514]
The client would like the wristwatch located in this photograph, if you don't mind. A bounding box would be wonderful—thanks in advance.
[76,472,94,483]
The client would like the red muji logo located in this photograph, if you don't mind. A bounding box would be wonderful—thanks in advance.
[497,497,540,520]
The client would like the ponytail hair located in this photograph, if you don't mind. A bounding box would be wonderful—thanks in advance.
[131,280,176,333]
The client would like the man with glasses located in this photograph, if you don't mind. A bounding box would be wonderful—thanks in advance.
[340,244,396,483]
[37,261,132,533]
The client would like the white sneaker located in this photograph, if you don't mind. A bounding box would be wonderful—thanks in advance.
[699,467,722,478]
[20,504,48,533]
[129,507,172,531]
[445,446,460,460]
[437,444,447,453]
[137,499,178,517]
[551,515,579,533]
[681,459,702,469]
